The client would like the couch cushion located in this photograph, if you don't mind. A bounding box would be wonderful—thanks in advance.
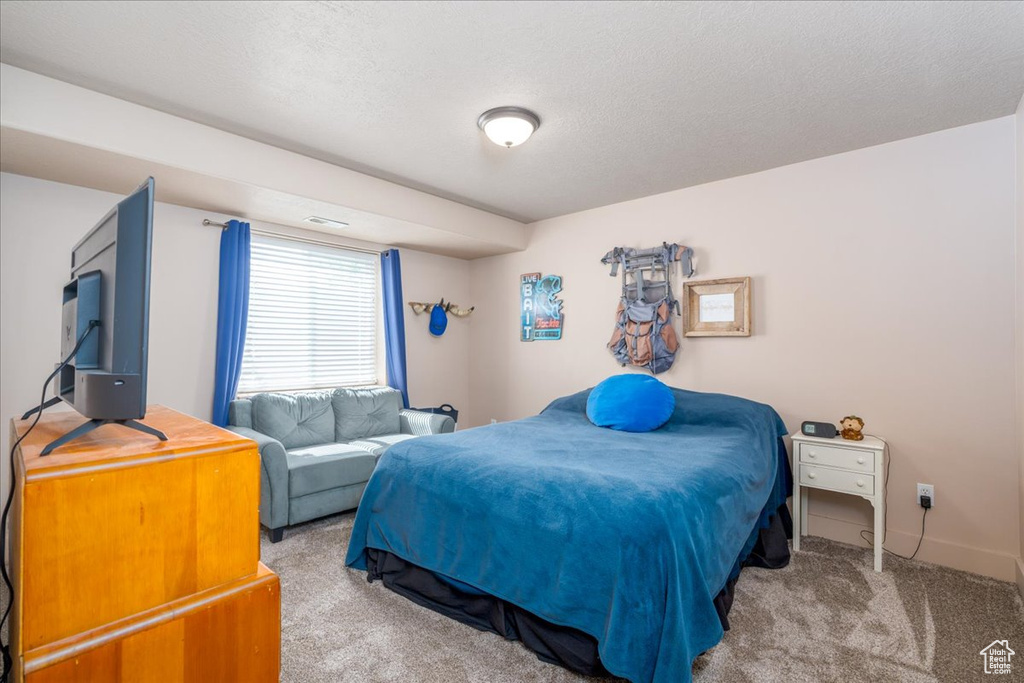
[286,443,377,498]
[353,433,416,453]
[333,387,403,441]
[288,484,366,525]
[251,391,335,449]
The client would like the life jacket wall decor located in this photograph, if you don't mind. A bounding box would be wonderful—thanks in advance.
[601,243,695,374]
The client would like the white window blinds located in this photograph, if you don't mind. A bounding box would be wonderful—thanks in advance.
[238,233,379,394]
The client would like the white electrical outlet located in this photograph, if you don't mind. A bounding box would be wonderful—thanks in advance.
[917,483,935,507]
[490,418,497,425]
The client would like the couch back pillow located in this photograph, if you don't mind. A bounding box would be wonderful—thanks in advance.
[333,387,402,441]
[251,391,335,449]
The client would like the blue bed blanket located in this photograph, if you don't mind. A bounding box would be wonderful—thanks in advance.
[346,388,788,683]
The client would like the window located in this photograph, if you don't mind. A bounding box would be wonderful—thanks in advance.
[238,233,379,394]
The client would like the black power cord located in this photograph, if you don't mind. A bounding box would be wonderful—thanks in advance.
[859,441,930,562]
[0,320,99,683]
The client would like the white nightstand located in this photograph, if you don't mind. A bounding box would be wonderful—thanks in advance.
[791,432,887,572]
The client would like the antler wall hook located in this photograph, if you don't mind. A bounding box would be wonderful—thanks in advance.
[408,300,475,317]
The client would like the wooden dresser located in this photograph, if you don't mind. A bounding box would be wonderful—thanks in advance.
[8,406,280,682]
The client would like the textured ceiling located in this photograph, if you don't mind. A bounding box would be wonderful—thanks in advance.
[1,1,1022,223]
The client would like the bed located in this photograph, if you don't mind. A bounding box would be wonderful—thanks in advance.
[345,387,792,683]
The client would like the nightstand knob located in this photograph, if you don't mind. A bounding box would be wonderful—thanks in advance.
[808,451,817,458]
[857,457,866,465]
[856,480,865,487]
[807,472,816,479]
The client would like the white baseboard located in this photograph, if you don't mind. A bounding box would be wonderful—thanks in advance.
[804,512,1017,582]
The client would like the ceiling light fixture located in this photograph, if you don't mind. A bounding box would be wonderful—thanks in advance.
[477,107,540,148]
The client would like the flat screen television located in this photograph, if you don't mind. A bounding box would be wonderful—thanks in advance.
[24,177,167,454]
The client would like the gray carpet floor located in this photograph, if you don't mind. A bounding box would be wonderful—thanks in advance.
[261,513,1024,683]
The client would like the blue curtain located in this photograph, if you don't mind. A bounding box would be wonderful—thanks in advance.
[381,249,409,408]
[212,220,251,426]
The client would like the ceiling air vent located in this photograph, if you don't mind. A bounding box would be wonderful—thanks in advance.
[303,216,349,229]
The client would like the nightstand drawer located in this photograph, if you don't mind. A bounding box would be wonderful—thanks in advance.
[798,443,874,473]
[799,464,874,495]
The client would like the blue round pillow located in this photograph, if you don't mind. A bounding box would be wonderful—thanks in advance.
[586,375,675,432]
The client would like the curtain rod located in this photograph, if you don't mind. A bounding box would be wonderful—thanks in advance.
[203,218,382,255]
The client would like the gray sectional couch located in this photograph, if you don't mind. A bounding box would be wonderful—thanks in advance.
[227,386,454,542]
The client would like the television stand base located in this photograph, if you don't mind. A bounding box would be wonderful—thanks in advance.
[21,396,63,420]
[41,418,169,456]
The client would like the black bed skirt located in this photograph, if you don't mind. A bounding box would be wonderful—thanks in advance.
[365,503,792,679]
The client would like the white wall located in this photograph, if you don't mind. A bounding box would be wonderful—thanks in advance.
[1015,93,1024,596]
[400,250,472,415]
[0,174,220,462]
[0,173,470,497]
[3,114,1019,582]
[468,117,1019,580]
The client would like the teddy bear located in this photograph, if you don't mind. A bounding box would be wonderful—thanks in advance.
[840,415,865,441]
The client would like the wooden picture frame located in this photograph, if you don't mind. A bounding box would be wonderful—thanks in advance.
[682,277,751,337]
